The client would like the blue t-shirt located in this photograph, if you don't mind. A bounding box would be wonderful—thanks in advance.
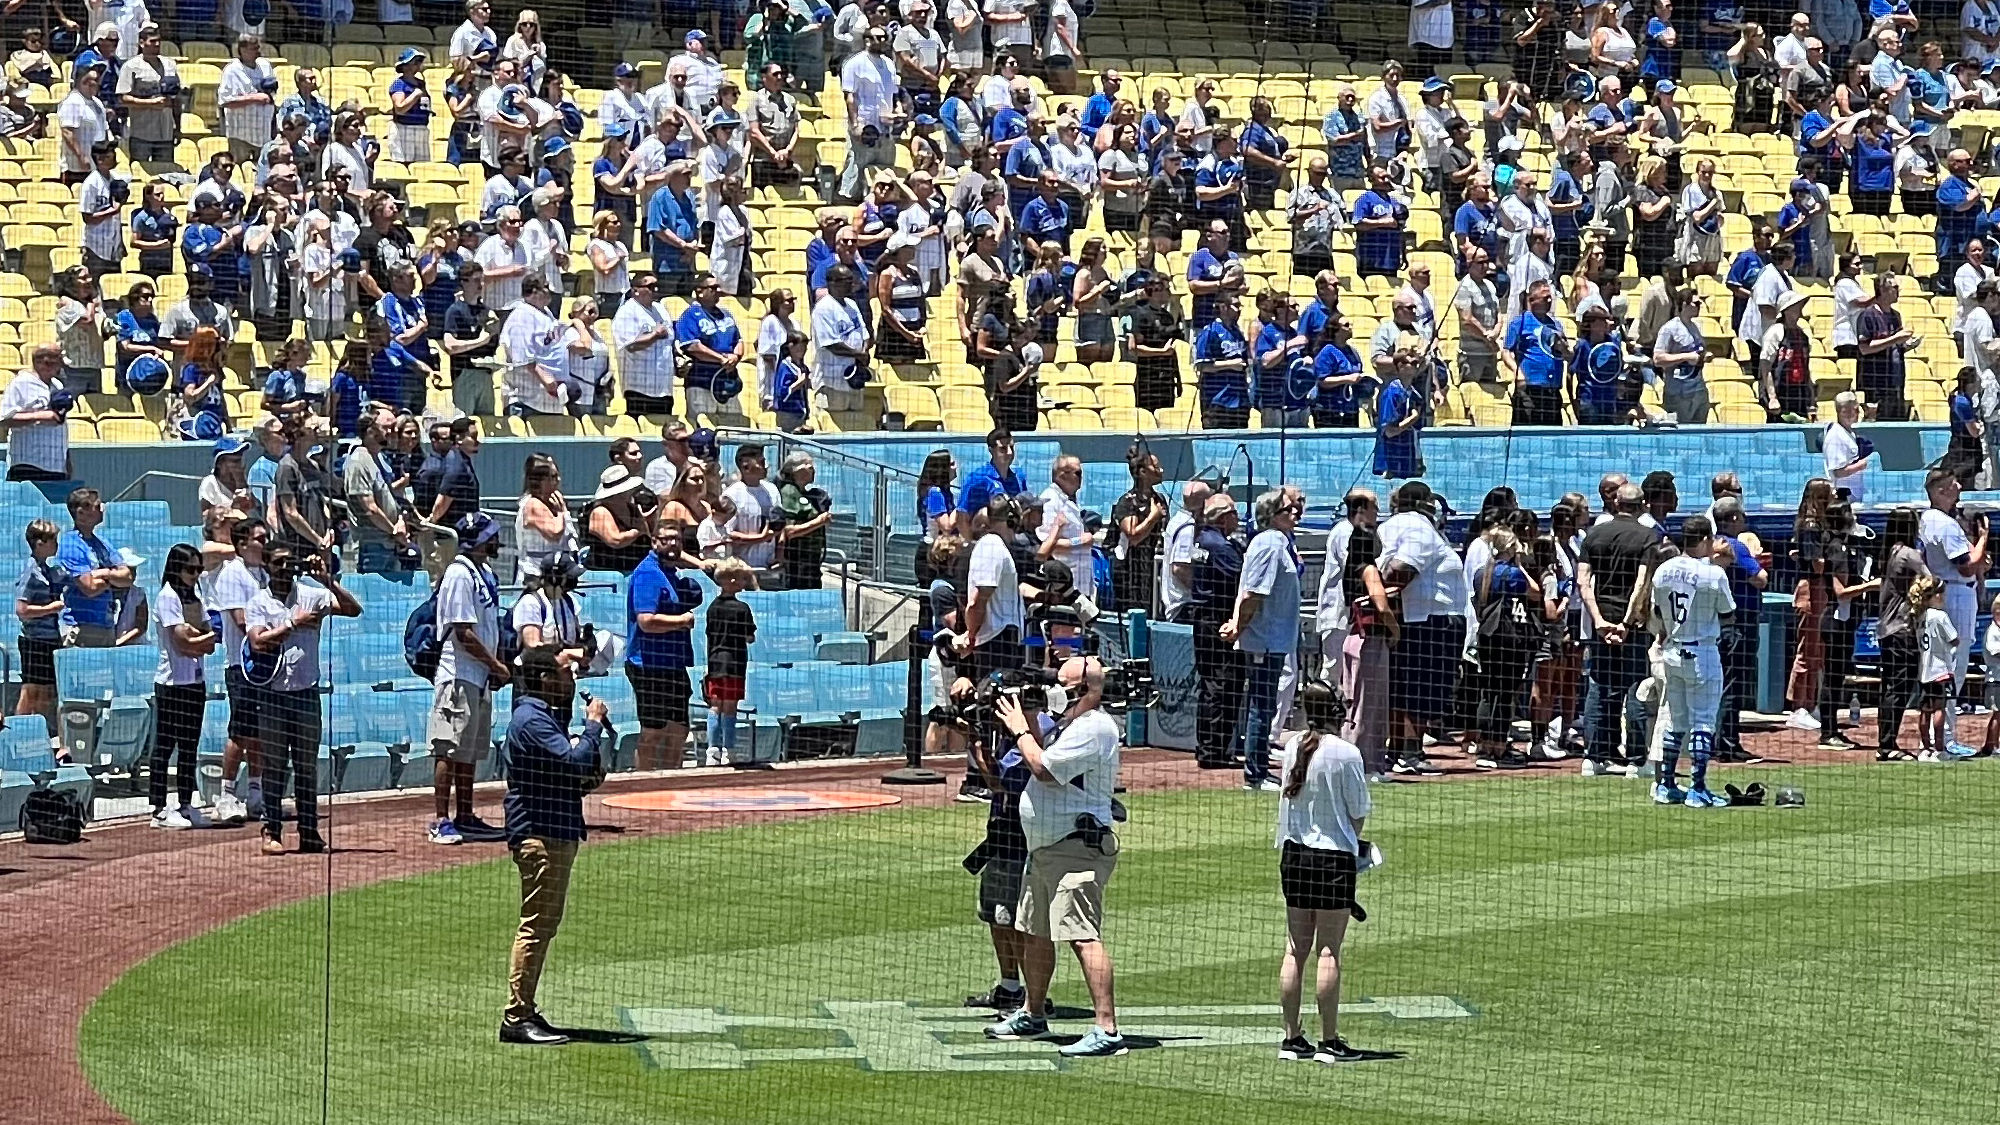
[179,363,228,427]
[132,207,179,273]
[773,357,811,416]
[1797,110,1838,162]
[1938,175,1982,241]
[1194,154,1245,217]
[1724,248,1764,325]
[1373,379,1421,478]
[1701,1,1745,53]
[987,106,1027,148]
[959,462,1027,514]
[1193,318,1250,410]
[1505,310,1566,387]
[807,255,872,320]
[263,366,306,408]
[182,222,240,299]
[367,340,420,410]
[1953,389,1979,436]
[1351,190,1404,272]
[14,558,63,641]
[389,75,432,125]
[1851,134,1894,191]
[1453,199,1500,262]
[56,529,119,629]
[1185,247,1234,332]
[645,187,699,275]
[1775,201,1813,265]
[1237,120,1286,185]
[1547,169,1591,240]
[379,292,434,361]
[1081,91,1116,132]
[1025,266,1072,341]
[1641,16,1679,78]
[1252,319,1296,409]
[114,310,161,384]
[328,369,366,437]
[1002,138,1050,215]
[1571,332,1629,414]
[674,304,742,391]
[626,552,696,670]
[1019,195,1071,252]
[418,248,463,336]
[1297,298,1335,349]
[1725,536,1763,624]
[1311,341,1373,422]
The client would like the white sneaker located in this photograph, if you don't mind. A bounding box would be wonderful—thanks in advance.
[705,748,728,767]
[1580,759,1606,777]
[213,793,248,824]
[180,804,212,828]
[152,807,192,830]
[1537,739,1568,761]
[1784,709,1822,731]
[1624,763,1647,780]
[1917,749,1941,762]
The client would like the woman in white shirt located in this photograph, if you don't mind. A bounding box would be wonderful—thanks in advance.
[1040,0,1080,94]
[1831,251,1867,360]
[587,211,631,319]
[298,219,345,342]
[523,187,569,296]
[149,543,219,830]
[563,297,613,415]
[1180,78,1221,155]
[502,8,548,91]
[710,174,754,297]
[756,287,802,409]
[321,113,374,195]
[1954,238,1995,342]
[515,453,577,580]
[1273,681,1373,1065]
[1590,3,1638,80]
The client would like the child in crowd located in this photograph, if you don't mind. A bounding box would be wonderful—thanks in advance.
[1914,576,1956,762]
[703,558,758,766]
[260,338,314,418]
[772,331,812,433]
[697,494,737,562]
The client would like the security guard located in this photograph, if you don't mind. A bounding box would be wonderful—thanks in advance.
[1189,493,1246,769]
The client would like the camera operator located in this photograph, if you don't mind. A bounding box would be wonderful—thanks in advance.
[957,667,1038,1017]
[1189,493,1246,770]
[983,655,1128,1059]
[512,550,594,727]
[1024,559,1098,665]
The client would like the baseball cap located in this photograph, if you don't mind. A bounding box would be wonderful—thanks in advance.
[913,113,939,126]
[687,427,719,460]
[212,434,251,461]
[601,120,629,139]
[455,511,503,550]
[542,135,570,156]
[613,61,638,79]
[1654,80,1677,96]
[686,29,709,44]
[1789,176,1814,194]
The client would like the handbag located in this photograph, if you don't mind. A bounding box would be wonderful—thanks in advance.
[1475,564,1535,648]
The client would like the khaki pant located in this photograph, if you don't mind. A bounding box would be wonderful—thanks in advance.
[507,836,580,1024]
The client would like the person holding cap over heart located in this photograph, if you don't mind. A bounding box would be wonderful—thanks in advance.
[386,46,434,164]
[218,33,278,161]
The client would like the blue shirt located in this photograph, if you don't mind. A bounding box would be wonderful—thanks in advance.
[327,369,366,437]
[1194,153,1245,217]
[1701,1,1745,53]
[1505,310,1566,387]
[1189,525,1244,613]
[1724,536,1763,624]
[377,292,433,362]
[987,106,1027,148]
[14,558,63,641]
[1724,248,1764,326]
[1851,134,1894,191]
[502,694,605,844]
[1297,298,1335,349]
[1373,379,1421,478]
[1019,195,1071,252]
[389,75,432,125]
[1797,110,1838,162]
[1938,174,1982,241]
[807,255,872,321]
[1572,332,1629,413]
[179,363,228,427]
[626,551,697,670]
[367,340,420,410]
[959,462,1027,514]
[419,248,464,334]
[1352,190,1404,273]
[262,366,306,409]
[1311,342,1373,422]
[1185,246,1236,331]
[1453,199,1499,262]
[674,304,741,391]
[131,207,179,273]
[1193,318,1250,410]
[1252,319,1299,409]
[1775,201,1813,266]
[803,234,837,280]
[1953,389,1979,436]
[1237,120,1286,188]
[645,187,699,275]
[773,356,811,416]
[1641,16,1680,78]
[114,310,160,385]
[1002,138,1051,215]
[1081,92,1116,132]
[1322,106,1365,179]
[182,221,241,299]
[1547,169,1590,240]
[56,529,120,630]
[1237,528,1302,655]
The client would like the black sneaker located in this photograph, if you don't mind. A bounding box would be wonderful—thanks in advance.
[965,985,1025,1010]
[955,784,994,804]
[1404,756,1443,775]
[453,815,509,842]
[1496,750,1533,769]
[1314,1037,1368,1064]
[297,835,327,855]
[1278,1035,1314,1061]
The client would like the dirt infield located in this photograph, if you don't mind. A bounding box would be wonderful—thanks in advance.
[0,732,1891,1124]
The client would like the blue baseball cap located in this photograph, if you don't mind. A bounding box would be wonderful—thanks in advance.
[542,135,570,156]
[601,121,629,138]
[1909,119,1936,137]
[212,434,250,460]
[686,28,708,44]
[613,61,638,79]
[1654,79,1676,95]
[455,511,503,550]
[913,113,938,126]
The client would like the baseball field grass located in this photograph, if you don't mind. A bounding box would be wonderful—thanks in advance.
[81,763,2000,1125]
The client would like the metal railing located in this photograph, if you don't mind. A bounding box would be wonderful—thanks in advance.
[716,427,925,582]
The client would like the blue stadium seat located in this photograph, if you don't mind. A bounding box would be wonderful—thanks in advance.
[0,720,92,831]
[54,646,160,770]
[750,622,819,665]
[336,743,396,793]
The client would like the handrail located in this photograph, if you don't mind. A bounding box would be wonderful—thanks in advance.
[714,426,924,481]
[109,470,206,505]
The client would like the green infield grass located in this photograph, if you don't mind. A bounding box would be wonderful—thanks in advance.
[82,764,2000,1125]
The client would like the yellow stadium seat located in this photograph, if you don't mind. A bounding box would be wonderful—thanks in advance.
[98,418,160,442]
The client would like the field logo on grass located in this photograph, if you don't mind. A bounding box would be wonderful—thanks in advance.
[620,997,1471,1072]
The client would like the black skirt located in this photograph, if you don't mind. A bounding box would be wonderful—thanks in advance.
[1280,840,1362,915]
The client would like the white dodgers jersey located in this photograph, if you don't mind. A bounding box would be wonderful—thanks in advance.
[1651,554,1734,646]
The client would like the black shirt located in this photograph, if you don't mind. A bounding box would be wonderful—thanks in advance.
[413,449,448,519]
[1190,525,1245,615]
[354,224,416,295]
[443,298,497,364]
[1111,486,1165,569]
[1126,302,1180,361]
[1578,516,1659,624]
[705,593,757,678]
[437,447,480,525]
[1144,171,1192,231]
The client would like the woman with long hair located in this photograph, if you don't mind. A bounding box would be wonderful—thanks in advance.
[149,543,218,829]
[874,234,929,362]
[1072,236,1118,364]
[1275,680,1373,1065]
[561,296,613,415]
[1728,22,1776,133]
[515,453,575,582]
[1785,477,1836,732]
[1338,524,1397,775]
[1875,506,1926,759]
[976,292,1038,433]
[663,461,718,571]
[175,326,230,438]
[1815,501,1877,749]
[1631,154,1675,280]
[586,211,631,319]
[1470,527,1543,770]
[915,448,958,586]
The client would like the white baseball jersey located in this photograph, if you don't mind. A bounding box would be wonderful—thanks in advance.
[1650,554,1734,646]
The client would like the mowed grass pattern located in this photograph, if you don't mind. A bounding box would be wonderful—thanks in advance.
[82,765,2000,1125]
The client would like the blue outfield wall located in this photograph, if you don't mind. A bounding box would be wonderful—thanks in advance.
[58,422,1960,525]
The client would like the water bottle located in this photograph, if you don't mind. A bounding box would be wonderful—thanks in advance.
[1847,695,1861,729]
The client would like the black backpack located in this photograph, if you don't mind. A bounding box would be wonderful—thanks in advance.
[22,786,85,844]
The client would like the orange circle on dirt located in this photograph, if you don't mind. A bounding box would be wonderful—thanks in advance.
[601,788,903,813]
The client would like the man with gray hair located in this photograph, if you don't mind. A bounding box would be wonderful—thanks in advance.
[1038,455,1095,602]
[1158,479,1213,623]
[1223,489,1304,791]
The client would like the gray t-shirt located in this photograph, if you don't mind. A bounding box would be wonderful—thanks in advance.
[1655,316,1705,390]
[342,448,400,548]
[1452,277,1500,358]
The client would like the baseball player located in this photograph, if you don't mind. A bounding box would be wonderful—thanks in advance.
[1648,516,1736,808]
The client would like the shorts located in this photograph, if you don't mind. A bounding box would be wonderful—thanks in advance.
[629,663,693,729]
[1920,679,1951,707]
[703,674,745,706]
[225,664,263,742]
[1016,835,1116,943]
[1074,314,1117,350]
[427,678,494,763]
[624,391,674,417]
[977,844,1028,926]
[1390,616,1462,722]
[1661,643,1723,735]
[1987,657,2000,709]
[1279,840,1360,913]
[1457,352,1500,384]
[17,633,57,687]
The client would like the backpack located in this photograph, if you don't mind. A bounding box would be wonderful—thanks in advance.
[404,558,518,680]
[22,786,85,844]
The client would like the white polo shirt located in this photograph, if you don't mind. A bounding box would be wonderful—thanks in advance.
[1018,708,1121,852]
